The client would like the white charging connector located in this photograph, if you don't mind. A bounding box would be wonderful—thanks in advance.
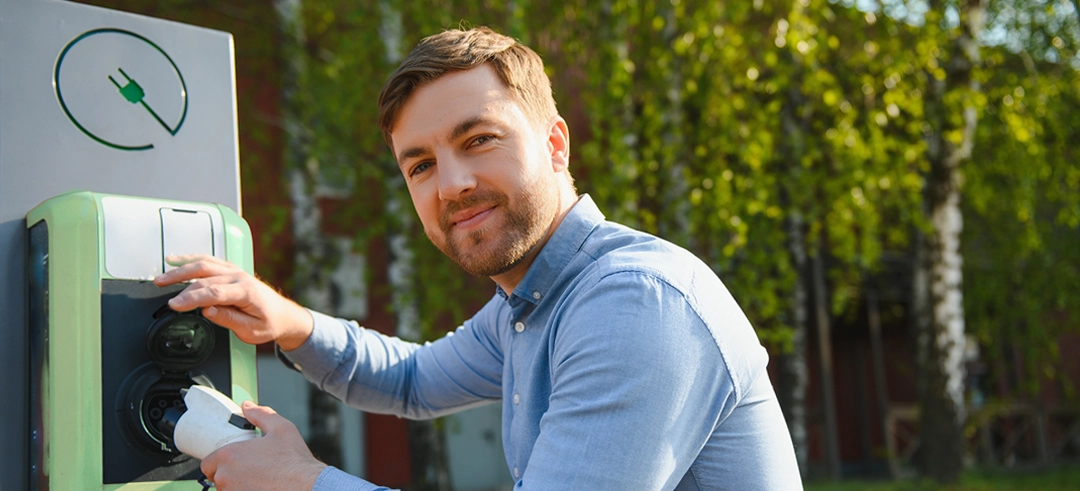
[171,385,259,459]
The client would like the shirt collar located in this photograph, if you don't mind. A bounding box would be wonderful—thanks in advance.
[495,194,604,305]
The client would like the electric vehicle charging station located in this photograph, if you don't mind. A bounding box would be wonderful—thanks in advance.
[27,191,259,488]
[0,0,254,488]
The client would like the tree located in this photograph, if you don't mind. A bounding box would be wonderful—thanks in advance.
[965,0,1080,407]
[910,0,988,482]
[81,0,1080,484]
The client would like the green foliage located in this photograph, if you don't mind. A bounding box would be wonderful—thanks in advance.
[282,0,1080,373]
[804,466,1080,491]
[85,0,1080,383]
[556,0,936,346]
[965,43,1080,395]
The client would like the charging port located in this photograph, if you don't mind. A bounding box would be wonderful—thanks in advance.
[144,390,187,447]
[117,364,212,455]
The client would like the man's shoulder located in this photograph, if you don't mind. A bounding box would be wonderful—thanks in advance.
[572,221,759,349]
[580,221,711,294]
[560,221,769,394]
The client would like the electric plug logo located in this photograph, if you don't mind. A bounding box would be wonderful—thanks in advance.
[54,28,188,151]
[108,67,182,136]
[110,68,145,103]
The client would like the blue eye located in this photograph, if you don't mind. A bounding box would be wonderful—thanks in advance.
[410,161,434,177]
[471,135,495,147]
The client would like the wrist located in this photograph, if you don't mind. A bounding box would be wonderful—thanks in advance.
[277,306,314,352]
[298,461,328,490]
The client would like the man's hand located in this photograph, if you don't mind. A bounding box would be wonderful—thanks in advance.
[201,401,327,490]
[153,254,313,350]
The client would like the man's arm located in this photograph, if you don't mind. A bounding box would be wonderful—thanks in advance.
[516,270,781,490]
[155,254,505,418]
[282,301,505,418]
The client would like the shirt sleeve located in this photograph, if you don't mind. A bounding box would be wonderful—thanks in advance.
[312,466,396,491]
[516,270,762,490]
[280,298,505,419]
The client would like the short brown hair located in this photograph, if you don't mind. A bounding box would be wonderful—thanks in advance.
[377,27,558,147]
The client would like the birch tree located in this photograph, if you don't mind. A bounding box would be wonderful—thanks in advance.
[915,0,986,481]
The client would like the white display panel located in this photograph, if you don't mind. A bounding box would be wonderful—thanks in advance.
[161,208,216,271]
[101,196,225,280]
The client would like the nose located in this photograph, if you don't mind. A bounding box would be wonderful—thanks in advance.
[436,153,476,201]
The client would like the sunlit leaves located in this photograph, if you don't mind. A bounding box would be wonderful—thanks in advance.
[965,44,1080,394]
[284,0,1080,364]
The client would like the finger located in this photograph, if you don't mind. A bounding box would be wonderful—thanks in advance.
[201,305,230,324]
[167,278,243,313]
[201,305,264,338]
[168,281,250,311]
[165,253,217,266]
[157,260,237,285]
[167,275,238,296]
[167,275,240,303]
[241,402,293,435]
[155,258,240,286]
[200,450,219,482]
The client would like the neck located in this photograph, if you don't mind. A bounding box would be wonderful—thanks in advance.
[491,191,579,295]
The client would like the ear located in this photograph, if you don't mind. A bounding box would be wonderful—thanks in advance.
[546,116,570,173]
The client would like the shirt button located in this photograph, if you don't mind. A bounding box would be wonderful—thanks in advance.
[514,467,520,478]
[513,393,520,405]
[532,291,542,300]
[514,321,525,333]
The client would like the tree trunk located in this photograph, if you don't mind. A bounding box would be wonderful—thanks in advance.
[781,210,810,476]
[866,284,891,474]
[919,152,968,482]
[811,248,842,479]
[918,0,985,482]
[777,43,815,477]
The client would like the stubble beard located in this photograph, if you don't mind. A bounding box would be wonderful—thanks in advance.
[430,176,556,277]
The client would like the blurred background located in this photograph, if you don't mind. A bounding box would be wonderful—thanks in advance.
[76,0,1080,489]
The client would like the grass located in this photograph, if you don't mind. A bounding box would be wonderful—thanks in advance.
[804,466,1080,491]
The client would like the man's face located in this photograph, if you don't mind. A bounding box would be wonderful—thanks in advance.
[390,64,562,277]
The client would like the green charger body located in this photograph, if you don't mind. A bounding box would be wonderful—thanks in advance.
[26,191,259,490]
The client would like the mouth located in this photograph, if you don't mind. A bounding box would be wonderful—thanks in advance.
[448,205,497,230]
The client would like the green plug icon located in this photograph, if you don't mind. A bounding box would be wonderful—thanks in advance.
[109,68,145,104]
[106,67,181,136]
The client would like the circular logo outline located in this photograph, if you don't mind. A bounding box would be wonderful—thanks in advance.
[54,28,189,151]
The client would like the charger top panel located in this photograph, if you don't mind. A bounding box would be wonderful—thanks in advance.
[102,195,225,280]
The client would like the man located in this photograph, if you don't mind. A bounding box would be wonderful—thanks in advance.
[155,27,801,490]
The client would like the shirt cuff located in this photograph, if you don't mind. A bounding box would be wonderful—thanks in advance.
[313,466,396,491]
[278,309,349,380]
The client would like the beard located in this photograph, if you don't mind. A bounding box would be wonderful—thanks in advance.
[428,174,557,277]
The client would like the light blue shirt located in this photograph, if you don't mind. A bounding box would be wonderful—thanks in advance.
[284,195,802,490]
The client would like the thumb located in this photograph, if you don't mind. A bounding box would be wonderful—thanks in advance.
[240,401,291,435]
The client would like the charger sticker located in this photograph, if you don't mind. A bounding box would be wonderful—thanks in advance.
[54,28,188,151]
